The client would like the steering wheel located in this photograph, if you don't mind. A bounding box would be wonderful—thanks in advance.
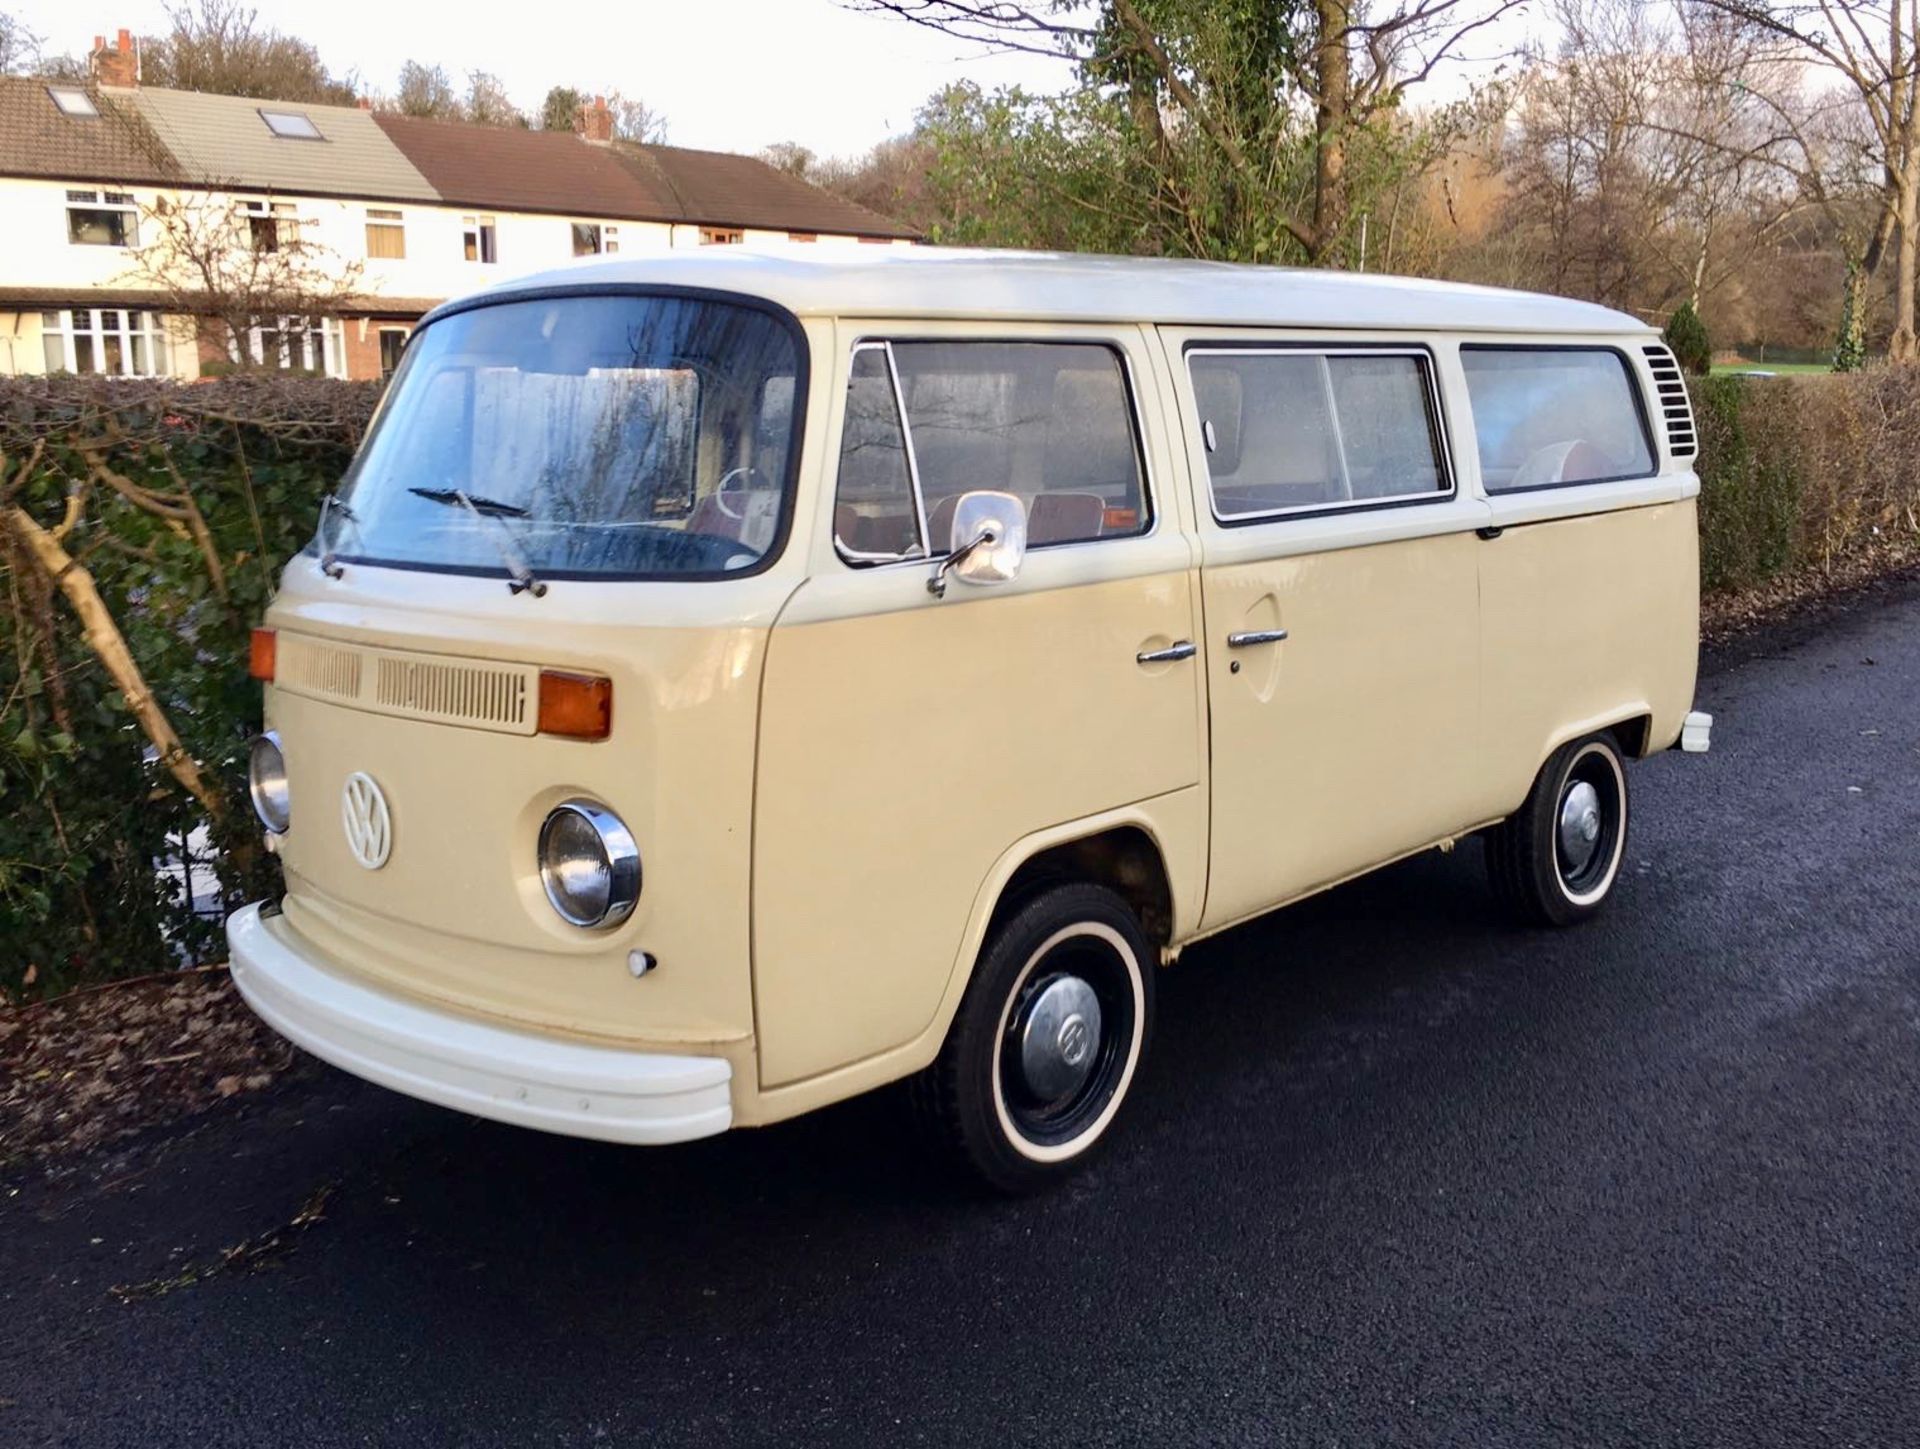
[714,466,765,519]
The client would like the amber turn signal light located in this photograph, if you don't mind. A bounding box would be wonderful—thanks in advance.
[537,671,612,740]
[249,627,277,682]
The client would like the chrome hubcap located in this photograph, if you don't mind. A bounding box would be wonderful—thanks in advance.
[1015,974,1103,1104]
[1557,780,1603,876]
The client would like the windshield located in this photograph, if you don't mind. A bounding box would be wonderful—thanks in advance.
[332,293,803,580]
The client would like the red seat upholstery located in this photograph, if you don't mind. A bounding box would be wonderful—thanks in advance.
[1028,491,1105,545]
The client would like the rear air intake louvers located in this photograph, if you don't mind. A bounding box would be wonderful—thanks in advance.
[1643,343,1698,460]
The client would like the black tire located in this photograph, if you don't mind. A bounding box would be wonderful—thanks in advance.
[912,882,1155,1194]
[1485,732,1630,928]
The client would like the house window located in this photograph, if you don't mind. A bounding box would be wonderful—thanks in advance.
[66,189,138,247]
[788,231,818,243]
[462,215,497,263]
[241,316,346,377]
[572,222,618,256]
[378,328,408,379]
[41,309,169,376]
[701,227,744,246]
[48,86,99,118]
[365,208,405,259]
[259,109,323,140]
[244,199,298,252]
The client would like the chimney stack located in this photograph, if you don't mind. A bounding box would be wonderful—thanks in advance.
[575,95,613,144]
[90,27,138,87]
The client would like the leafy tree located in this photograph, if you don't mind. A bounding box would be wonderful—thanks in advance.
[852,0,1521,265]
[1663,300,1712,376]
[540,84,585,132]
[394,59,460,119]
[139,0,358,104]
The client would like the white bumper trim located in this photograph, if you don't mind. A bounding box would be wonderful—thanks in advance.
[226,902,733,1145]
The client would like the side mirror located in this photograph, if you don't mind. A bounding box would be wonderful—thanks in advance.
[928,490,1027,598]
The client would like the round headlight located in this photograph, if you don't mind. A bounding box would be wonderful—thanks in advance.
[538,800,640,928]
[248,731,290,834]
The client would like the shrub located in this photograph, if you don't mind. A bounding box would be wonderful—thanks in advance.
[0,376,377,1000]
[1664,301,1712,376]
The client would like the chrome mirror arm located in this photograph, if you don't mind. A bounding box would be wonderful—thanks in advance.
[927,527,996,599]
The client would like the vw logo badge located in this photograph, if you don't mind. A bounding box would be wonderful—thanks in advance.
[341,772,392,870]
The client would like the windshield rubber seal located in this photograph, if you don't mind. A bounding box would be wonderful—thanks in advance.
[322,282,811,585]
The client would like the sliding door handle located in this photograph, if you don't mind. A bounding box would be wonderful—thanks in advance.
[1226,629,1289,649]
[1136,640,1197,664]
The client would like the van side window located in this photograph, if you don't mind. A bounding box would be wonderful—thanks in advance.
[1188,350,1447,521]
[834,340,1148,564]
[834,344,926,562]
[1460,348,1654,491]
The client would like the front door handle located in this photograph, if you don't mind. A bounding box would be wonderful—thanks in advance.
[1137,640,1197,664]
[1226,629,1289,649]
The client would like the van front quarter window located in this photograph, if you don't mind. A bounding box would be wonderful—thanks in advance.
[332,293,804,579]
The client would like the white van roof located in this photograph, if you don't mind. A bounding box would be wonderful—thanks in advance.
[472,246,1650,336]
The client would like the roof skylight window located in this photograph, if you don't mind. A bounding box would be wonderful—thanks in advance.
[49,86,99,118]
[259,109,323,140]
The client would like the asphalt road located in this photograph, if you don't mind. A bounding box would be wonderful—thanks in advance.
[6,581,1919,1448]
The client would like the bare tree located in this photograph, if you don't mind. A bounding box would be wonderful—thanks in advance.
[394,59,461,119]
[118,190,365,370]
[762,141,816,177]
[465,70,524,127]
[0,9,43,73]
[1694,0,1920,358]
[608,91,669,142]
[140,0,358,104]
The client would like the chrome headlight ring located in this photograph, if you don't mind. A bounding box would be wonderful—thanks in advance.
[538,798,641,929]
[248,730,291,835]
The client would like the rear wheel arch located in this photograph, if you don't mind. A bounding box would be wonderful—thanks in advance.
[992,825,1176,949]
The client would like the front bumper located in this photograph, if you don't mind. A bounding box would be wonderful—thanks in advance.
[226,902,733,1145]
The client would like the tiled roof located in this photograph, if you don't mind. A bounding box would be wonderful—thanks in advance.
[373,113,669,220]
[0,78,917,238]
[617,143,918,239]
[113,87,439,201]
[0,76,180,185]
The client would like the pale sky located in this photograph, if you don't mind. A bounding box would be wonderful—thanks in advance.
[18,0,1078,158]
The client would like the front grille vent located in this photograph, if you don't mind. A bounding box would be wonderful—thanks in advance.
[278,636,362,699]
[373,656,529,729]
[1643,343,1698,459]
[271,633,538,735]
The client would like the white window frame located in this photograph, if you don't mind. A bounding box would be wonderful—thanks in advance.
[41,308,170,377]
[66,188,139,247]
[462,215,498,263]
[572,222,619,256]
[240,316,348,378]
[365,208,406,260]
[1185,344,1456,525]
[260,109,323,140]
[48,85,99,118]
[242,198,298,252]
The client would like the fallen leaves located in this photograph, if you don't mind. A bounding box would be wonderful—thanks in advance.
[0,967,313,1169]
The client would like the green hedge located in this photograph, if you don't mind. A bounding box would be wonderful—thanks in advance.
[3,369,1918,1000]
[1692,369,1920,592]
[0,377,378,999]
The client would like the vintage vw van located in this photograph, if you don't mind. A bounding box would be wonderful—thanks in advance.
[227,250,1712,1191]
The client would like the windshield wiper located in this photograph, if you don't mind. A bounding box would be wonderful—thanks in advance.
[315,493,356,579]
[408,487,547,597]
[408,486,529,519]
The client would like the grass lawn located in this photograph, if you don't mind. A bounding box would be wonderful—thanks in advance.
[1718,361,1832,375]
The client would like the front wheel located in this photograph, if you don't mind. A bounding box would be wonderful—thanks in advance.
[912,882,1154,1193]
[1485,733,1630,927]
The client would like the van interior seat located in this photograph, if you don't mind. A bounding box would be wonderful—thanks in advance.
[1027,491,1106,545]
